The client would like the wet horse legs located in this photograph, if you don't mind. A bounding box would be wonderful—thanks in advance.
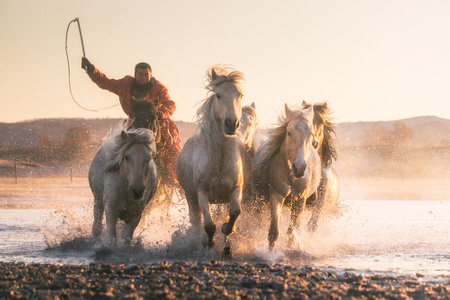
[287,197,306,248]
[125,215,142,247]
[198,191,216,248]
[92,198,104,238]
[105,205,118,248]
[221,188,242,258]
[268,192,283,251]
[186,193,202,229]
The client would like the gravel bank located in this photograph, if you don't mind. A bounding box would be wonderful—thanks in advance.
[1,261,449,299]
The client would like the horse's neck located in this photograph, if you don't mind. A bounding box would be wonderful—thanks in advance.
[272,140,291,172]
[246,130,255,149]
[316,140,323,159]
[204,123,238,165]
[316,137,331,168]
[243,126,258,152]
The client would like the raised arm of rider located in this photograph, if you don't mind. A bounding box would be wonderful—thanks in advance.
[81,57,95,74]
[156,88,176,119]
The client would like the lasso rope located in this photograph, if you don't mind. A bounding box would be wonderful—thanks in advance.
[65,18,119,112]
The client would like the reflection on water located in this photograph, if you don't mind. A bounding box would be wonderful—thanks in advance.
[0,190,449,278]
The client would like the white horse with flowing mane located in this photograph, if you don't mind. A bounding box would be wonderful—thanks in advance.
[176,66,251,258]
[252,104,321,251]
[89,127,158,249]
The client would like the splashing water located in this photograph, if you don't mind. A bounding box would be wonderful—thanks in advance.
[0,178,448,279]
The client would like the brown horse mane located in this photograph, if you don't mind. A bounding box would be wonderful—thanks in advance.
[303,101,338,167]
[131,97,159,129]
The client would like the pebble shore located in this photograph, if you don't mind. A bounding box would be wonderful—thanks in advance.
[1,261,449,299]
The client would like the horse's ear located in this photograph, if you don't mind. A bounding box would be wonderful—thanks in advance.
[301,100,312,109]
[131,96,137,106]
[211,68,218,80]
[304,106,314,122]
[285,103,294,118]
[250,102,256,109]
[121,130,128,140]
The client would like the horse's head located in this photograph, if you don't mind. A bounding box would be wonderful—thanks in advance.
[301,100,331,149]
[301,100,337,168]
[284,103,315,178]
[239,102,257,149]
[120,129,156,200]
[131,97,161,143]
[209,68,244,136]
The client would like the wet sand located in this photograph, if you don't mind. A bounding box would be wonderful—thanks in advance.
[1,261,449,299]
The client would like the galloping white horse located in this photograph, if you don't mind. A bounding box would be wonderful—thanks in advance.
[252,104,321,250]
[89,127,158,248]
[176,66,251,258]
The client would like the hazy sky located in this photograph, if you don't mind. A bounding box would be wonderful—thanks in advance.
[1,0,450,125]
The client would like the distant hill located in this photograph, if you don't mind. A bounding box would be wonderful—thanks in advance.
[0,118,197,149]
[1,116,448,149]
[0,116,449,178]
[336,116,450,147]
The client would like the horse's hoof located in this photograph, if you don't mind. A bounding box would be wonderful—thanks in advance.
[221,222,235,236]
[223,246,232,259]
[307,221,318,233]
[95,246,113,258]
[202,235,215,248]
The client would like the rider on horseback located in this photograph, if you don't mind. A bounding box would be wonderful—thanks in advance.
[81,58,182,185]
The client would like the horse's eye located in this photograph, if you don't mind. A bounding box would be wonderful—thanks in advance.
[125,155,129,161]
[287,132,291,136]
[216,94,221,99]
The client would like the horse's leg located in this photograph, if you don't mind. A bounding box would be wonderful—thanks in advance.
[92,197,104,238]
[162,183,175,217]
[287,197,306,249]
[198,190,216,248]
[105,204,118,248]
[268,192,284,251]
[221,187,242,236]
[308,173,328,233]
[125,215,142,247]
[221,187,242,258]
[186,193,201,229]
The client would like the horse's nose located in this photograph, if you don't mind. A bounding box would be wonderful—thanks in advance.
[224,118,240,135]
[292,163,306,178]
[128,185,145,200]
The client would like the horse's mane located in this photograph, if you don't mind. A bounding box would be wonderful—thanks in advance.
[253,106,309,197]
[242,105,256,119]
[240,104,258,156]
[204,65,245,94]
[105,127,155,172]
[304,101,338,167]
[195,66,246,140]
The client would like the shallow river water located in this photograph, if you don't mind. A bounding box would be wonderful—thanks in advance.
[0,178,448,281]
